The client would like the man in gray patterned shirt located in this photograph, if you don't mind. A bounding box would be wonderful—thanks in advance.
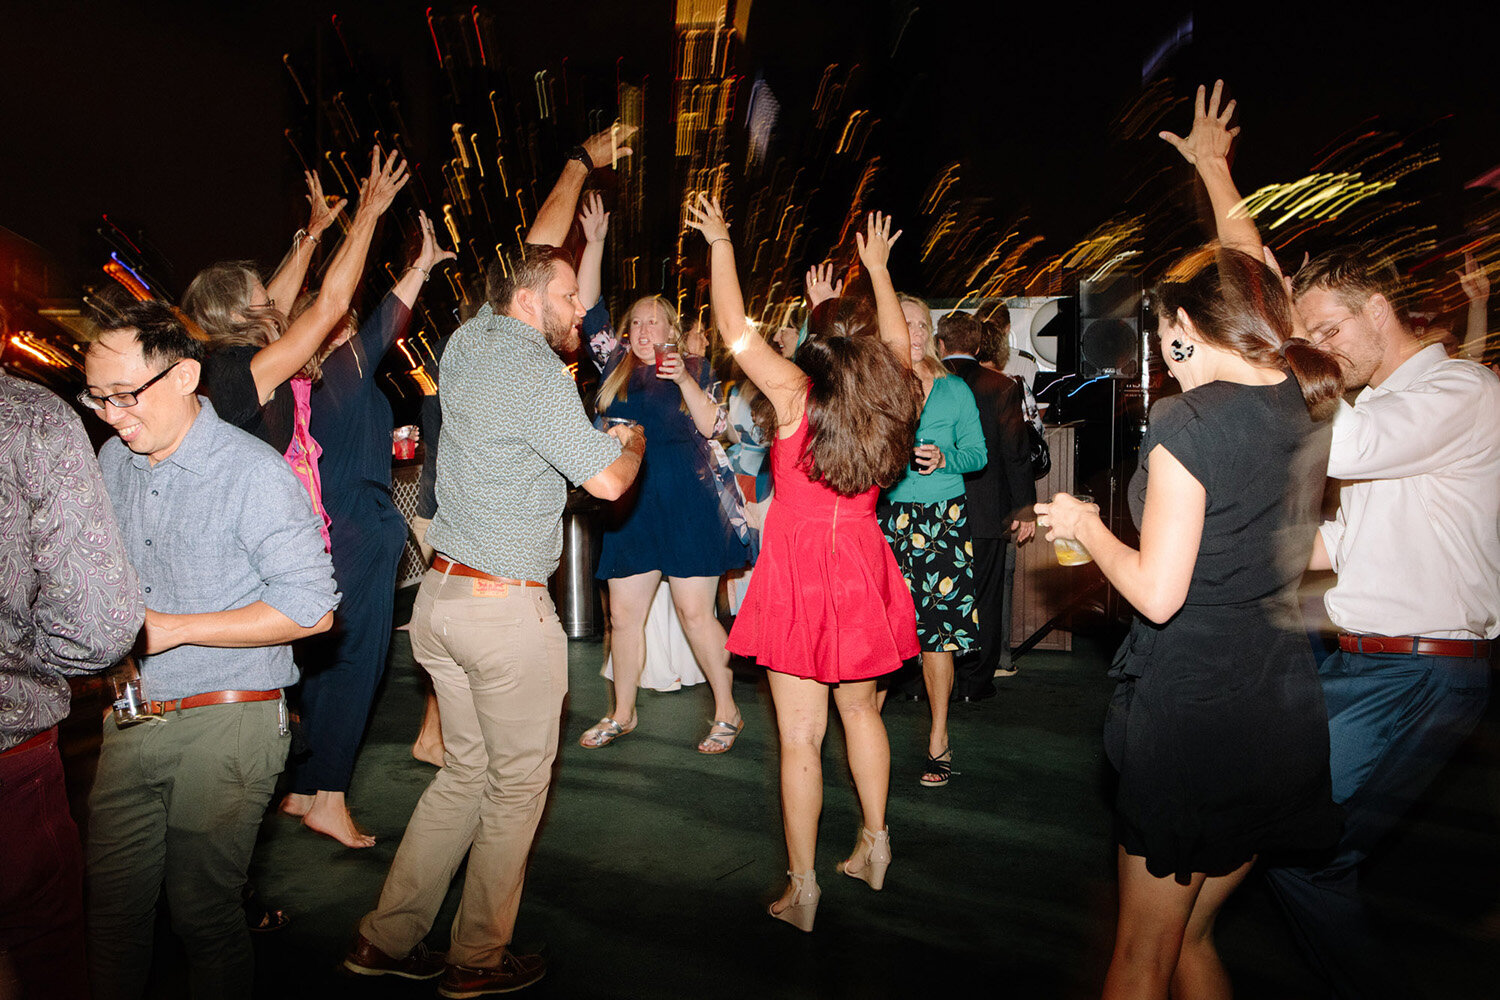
[0,367,143,1000]
[346,245,644,996]
[80,301,339,1000]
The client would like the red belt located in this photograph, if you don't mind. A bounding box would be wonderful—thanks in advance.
[432,555,545,589]
[143,689,282,715]
[1338,634,1491,658]
[1,727,55,758]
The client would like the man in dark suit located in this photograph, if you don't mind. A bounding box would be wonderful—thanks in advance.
[937,310,1035,699]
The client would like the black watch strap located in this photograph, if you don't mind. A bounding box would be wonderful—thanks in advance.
[566,144,592,170]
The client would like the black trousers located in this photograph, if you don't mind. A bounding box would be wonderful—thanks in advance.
[953,534,1017,699]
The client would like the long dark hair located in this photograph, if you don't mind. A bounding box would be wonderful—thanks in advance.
[753,293,920,495]
[1152,246,1344,420]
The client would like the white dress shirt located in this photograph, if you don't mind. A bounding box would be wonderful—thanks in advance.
[1320,344,1500,639]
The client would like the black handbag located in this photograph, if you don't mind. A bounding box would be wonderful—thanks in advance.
[1027,421,1051,480]
[1019,378,1050,480]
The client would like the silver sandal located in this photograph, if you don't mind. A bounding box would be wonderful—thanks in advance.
[697,718,744,755]
[579,716,636,749]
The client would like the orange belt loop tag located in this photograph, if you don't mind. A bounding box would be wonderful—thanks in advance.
[473,579,510,598]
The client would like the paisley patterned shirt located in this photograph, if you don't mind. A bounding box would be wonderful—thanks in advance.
[1,374,143,750]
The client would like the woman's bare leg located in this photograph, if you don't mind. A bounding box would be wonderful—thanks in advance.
[1170,857,1255,1000]
[831,679,889,836]
[587,571,661,741]
[766,670,830,913]
[1102,847,1204,1000]
[667,575,740,725]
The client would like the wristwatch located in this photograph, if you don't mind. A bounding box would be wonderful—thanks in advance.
[566,144,592,171]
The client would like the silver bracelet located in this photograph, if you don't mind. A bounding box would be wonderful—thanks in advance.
[709,237,731,248]
[406,265,431,279]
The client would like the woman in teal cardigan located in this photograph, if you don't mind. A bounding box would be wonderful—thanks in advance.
[882,295,987,787]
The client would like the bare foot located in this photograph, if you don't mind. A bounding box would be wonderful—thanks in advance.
[279,792,314,818]
[411,737,445,767]
[412,689,444,766]
[300,790,376,848]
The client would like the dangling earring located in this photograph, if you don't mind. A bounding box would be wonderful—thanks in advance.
[1169,339,1194,363]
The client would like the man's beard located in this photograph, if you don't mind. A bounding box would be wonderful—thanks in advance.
[541,304,578,353]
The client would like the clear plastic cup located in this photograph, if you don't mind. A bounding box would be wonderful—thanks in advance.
[109,661,160,727]
[653,342,680,373]
[1053,493,1094,566]
[911,436,936,473]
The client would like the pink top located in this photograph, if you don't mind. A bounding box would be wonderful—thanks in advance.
[282,376,332,552]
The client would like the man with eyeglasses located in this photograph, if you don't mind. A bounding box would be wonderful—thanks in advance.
[79,300,339,1000]
[1262,247,1500,999]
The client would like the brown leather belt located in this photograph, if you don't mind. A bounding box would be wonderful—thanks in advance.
[432,555,545,588]
[143,689,282,715]
[1,727,55,758]
[1338,634,1491,658]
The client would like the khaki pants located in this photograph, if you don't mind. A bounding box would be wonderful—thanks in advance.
[85,700,288,1000]
[360,567,568,968]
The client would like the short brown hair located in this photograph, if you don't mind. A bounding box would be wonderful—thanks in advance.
[486,245,574,311]
[936,310,982,356]
[1154,246,1343,420]
[977,317,1011,368]
[1290,243,1411,327]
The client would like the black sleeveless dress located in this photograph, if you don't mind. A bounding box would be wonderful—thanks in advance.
[1106,377,1342,882]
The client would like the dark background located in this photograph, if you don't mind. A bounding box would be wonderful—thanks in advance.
[2,1,1495,394]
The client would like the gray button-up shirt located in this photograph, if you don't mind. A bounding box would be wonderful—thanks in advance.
[428,306,620,582]
[98,397,339,702]
[1,374,143,749]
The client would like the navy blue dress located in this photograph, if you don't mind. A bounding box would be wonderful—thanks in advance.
[592,338,748,581]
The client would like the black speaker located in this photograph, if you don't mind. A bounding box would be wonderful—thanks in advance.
[1078,275,1142,379]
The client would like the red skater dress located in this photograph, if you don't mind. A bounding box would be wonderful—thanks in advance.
[726,404,919,682]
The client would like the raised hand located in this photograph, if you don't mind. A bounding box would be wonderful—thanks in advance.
[581,123,638,169]
[304,170,346,240]
[805,262,844,307]
[1159,80,1239,168]
[684,192,731,246]
[855,211,902,271]
[1458,251,1491,303]
[579,191,610,243]
[355,147,409,219]
[412,210,457,274]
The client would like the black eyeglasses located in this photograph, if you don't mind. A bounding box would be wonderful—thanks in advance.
[77,361,180,411]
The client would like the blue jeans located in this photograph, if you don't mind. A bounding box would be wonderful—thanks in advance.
[1265,649,1490,999]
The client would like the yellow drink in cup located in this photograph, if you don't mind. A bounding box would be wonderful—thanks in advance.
[1053,493,1094,566]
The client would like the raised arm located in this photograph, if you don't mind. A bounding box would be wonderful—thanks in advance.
[265,169,347,312]
[685,193,808,429]
[1160,80,1262,257]
[393,210,458,310]
[248,148,407,402]
[1458,251,1491,361]
[805,261,844,309]
[855,212,913,367]
[577,192,609,309]
[525,125,636,248]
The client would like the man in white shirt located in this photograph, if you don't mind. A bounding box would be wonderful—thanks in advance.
[1265,246,1499,1000]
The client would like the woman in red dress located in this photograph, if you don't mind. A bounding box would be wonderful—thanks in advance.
[687,195,921,931]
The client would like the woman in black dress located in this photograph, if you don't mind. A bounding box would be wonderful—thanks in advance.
[1037,246,1345,999]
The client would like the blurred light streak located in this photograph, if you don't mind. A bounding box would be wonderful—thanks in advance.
[103,260,152,301]
[425,8,444,67]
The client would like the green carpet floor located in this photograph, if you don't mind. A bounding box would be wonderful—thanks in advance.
[64,585,1500,998]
